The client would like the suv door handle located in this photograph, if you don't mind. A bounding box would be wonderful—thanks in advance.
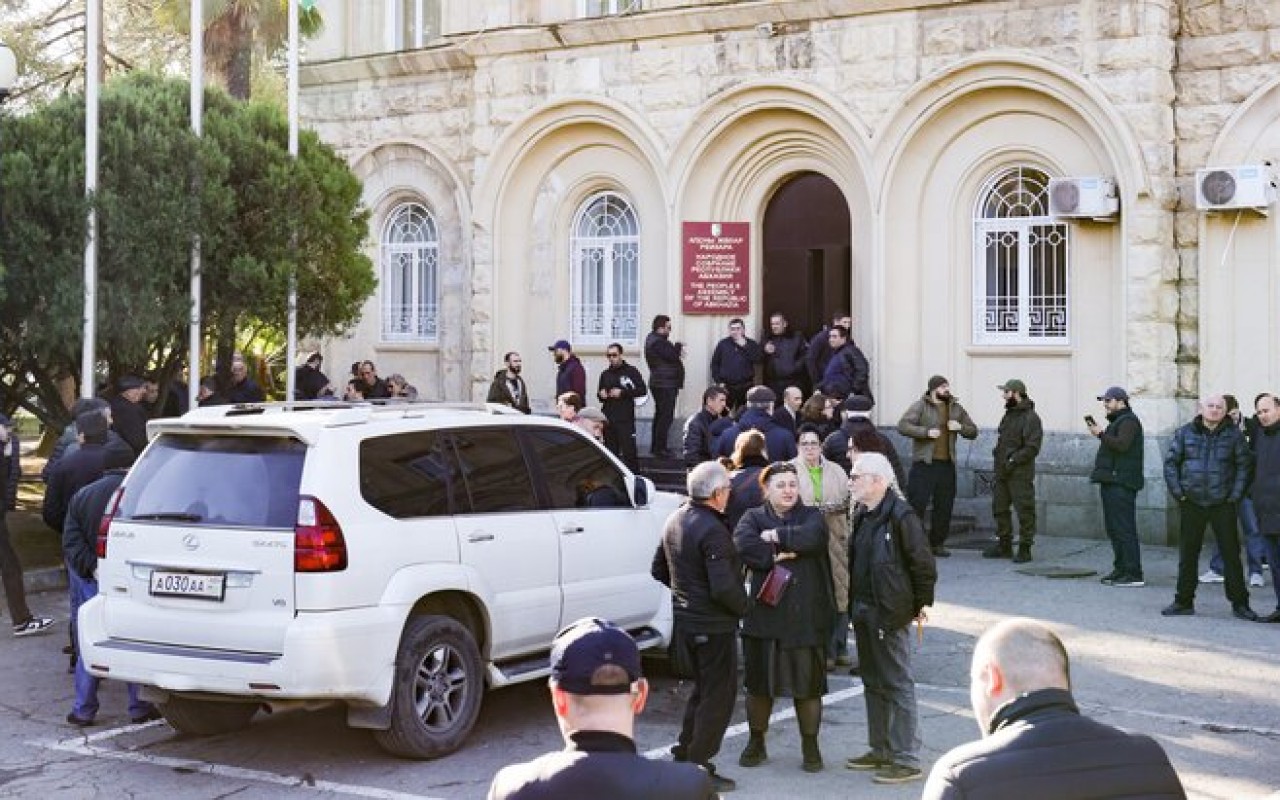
[467,532,495,543]
[559,525,585,535]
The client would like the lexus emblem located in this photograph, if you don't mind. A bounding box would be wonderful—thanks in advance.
[182,534,200,551]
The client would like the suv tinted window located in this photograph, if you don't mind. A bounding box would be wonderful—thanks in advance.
[521,427,630,509]
[361,431,464,518]
[117,434,305,528]
[450,428,537,513]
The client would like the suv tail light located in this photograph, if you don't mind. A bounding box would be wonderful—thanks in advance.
[295,496,347,572]
[97,487,124,559]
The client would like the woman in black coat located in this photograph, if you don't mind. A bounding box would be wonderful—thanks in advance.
[733,461,834,773]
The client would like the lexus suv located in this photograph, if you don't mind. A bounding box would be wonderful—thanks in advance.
[78,401,678,758]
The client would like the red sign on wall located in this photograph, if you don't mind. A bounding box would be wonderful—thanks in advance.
[682,222,750,315]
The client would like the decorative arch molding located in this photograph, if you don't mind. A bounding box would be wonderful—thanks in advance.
[1206,73,1280,165]
[877,51,1150,208]
[473,96,668,229]
[350,138,472,226]
[669,78,874,214]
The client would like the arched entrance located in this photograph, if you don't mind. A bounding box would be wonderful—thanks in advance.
[762,172,852,342]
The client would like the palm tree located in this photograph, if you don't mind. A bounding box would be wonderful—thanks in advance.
[157,0,322,100]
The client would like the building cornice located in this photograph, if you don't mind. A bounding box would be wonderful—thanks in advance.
[302,0,976,88]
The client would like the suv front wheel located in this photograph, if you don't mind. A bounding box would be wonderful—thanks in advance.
[373,615,484,759]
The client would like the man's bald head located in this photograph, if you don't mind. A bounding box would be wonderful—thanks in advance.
[969,618,1070,735]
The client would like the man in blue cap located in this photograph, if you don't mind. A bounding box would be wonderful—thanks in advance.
[548,339,587,402]
[1086,386,1146,587]
[487,617,716,799]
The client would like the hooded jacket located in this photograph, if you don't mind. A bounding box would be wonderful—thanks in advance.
[993,397,1043,476]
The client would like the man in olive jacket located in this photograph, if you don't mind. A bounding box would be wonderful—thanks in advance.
[846,452,936,785]
[985,379,1043,563]
[1163,394,1258,620]
[897,375,978,557]
[651,461,748,793]
[1087,386,1146,587]
[922,618,1185,800]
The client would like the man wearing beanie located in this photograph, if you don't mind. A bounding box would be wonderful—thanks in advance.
[898,376,978,557]
[487,617,715,799]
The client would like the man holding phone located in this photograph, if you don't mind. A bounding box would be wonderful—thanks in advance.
[1086,387,1146,587]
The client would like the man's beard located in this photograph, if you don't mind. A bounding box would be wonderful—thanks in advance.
[509,365,522,375]
[1005,397,1018,410]
[554,353,565,364]
[935,391,951,402]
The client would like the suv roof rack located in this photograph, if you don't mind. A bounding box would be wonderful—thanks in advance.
[181,399,523,419]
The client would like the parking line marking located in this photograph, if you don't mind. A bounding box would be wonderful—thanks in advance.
[31,727,446,800]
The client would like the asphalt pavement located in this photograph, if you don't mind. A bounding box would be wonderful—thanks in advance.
[1,533,1277,799]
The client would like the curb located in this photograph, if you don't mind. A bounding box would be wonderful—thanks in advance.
[24,566,68,594]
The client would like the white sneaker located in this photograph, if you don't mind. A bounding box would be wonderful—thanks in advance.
[1199,569,1224,584]
[12,617,55,637]
[1250,572,1264,588]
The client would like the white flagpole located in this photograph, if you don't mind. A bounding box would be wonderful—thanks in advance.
[81,0,100,398]
[188,0,203,411]
[285,0,299,401]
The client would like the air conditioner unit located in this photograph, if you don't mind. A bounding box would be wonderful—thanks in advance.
[1048,177,1119,220]
[1196,165,1276,214]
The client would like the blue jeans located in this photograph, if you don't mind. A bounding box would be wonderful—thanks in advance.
[1100,484,1142,578]
[853,606,920,768]
[1210,497,1266,576]
[70,570,152,721]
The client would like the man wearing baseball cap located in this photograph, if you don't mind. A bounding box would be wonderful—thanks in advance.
[548,339,587,402]
[487,617,716,799]
[1086,386,1146,587]
[985,379,1043,563]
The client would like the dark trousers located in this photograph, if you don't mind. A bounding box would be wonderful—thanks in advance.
[1175,501,1249,607]
[0,512,33,625]
[675,629,738,768]
[1100,483,1142,578]
[651,388,678,455]
[993,471,1036,545]
[852,607,920,768]
[724,383,751,413]
[906,460,957,546]
[604,420,638,470]
[1261,535,1280,612]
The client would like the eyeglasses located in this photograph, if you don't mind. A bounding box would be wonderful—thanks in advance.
[849,473,871,482]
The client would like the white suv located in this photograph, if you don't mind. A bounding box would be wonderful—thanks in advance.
[78,401,678,758]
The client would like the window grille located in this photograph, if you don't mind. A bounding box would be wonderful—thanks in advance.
[388,0,441,50]
[972,167,1069,344]
[580,0,639,17]
[381,203,439,343]
[570,192,639,346]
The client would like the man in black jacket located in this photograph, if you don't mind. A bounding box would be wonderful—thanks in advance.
[846,452,936,785]
[1249,393,1280,622]
[681,387,728,469]
[818,325,872,402]
[1086,386,1146,587]
[762,313,808,399]
[805,311,850,388]
[487,617,715,800]
[922,618,1185,800]
[644,315,685,457]
[597,343,648,470]
[985,379,1043,563]
[709,319,761,411]
[62,447,158,727]
[1162,393,1258,620]
[651,461,747,794]
[108,376,150,456]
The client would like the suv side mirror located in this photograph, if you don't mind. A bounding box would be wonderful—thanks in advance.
[633,476,651,507]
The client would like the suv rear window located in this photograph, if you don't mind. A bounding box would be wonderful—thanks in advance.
[117,434,306,529]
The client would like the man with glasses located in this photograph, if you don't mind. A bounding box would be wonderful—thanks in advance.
[846,453,936,785]
[651,461,748,794]
[597,343,648,470]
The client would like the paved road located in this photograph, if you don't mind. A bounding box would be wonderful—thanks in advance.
[2,535,1277,799]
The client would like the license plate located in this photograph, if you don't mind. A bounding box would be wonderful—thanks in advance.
[149,570,226,601]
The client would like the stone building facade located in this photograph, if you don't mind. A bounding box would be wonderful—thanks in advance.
[299,0,1280,544]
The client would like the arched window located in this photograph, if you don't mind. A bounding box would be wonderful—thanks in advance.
[570,192,639,345]
[972,167,1069,344]
[381,202,439,343]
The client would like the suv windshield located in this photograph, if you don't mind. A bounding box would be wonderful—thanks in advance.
[117,434,306,529]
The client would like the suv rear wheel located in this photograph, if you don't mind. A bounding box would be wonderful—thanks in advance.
[160,697,260,735]
[373,615,484,759]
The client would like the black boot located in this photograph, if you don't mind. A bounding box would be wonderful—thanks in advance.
[738,732,768,767]
[982,539,1013,558]
[801,735,823,772]
[1013,542,1032,563]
